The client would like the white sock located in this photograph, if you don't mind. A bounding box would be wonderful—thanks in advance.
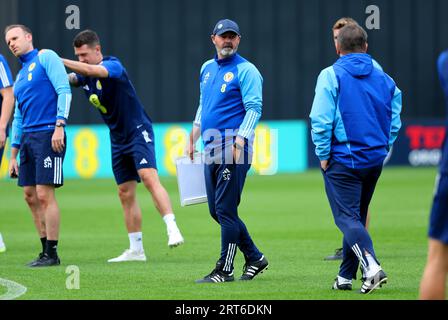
[163,213,178,231]
[364,253,381,278]
[337,276,352,285]
[128,232,143,253]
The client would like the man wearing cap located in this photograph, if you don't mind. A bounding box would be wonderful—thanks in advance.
[189,19,269,283]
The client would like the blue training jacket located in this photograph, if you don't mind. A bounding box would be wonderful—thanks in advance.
[310,53,402,169]
[0,54,14,138]
[0,54,14,105]
[193,53,263,148]
[12,49,72,148]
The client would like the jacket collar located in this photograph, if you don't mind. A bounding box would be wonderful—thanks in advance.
[19,49,38,65]
[215,53,238,65]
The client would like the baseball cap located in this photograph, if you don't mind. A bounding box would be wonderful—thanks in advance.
[212,19,241,36]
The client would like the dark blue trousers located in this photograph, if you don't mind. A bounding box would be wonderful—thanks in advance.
[322,161,382,280]
[204,162,262,274]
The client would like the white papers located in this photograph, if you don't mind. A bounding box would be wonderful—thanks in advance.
[175,154,208,207]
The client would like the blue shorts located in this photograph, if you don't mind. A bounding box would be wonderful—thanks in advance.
[0,128,8,166]
[0,146,4,167]
[429,173,448,244]
[112,124,157,185]
[18,131,67,188]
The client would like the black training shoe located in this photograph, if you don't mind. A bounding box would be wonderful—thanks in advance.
[26,252,45,267]
[360,269,388,294]
[196,261,234,283]
[29,253,61,268]
[240,255,269,281]
[332,277,353,291]
[324,248,343,261]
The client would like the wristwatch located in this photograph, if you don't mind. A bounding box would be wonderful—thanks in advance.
[56,122,66,128]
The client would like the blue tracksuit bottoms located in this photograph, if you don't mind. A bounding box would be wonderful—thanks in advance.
[322,161,383,280]
[204,162,263,274]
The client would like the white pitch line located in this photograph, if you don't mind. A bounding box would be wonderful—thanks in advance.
[0,278,27,300]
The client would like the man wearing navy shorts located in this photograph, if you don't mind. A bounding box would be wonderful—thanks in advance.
[63,30,184,263]
[420,49,448,300]
[5,25,72,267]
[310,24,402,293]
[0,52,14,254]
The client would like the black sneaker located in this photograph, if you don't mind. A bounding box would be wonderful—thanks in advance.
[332,277,353,291]
[324,248,343,261]
[29,253,61,268]
[26,252,45,267]
[196,261,234,283]
[240,255,269,281]
[360,269,388,294]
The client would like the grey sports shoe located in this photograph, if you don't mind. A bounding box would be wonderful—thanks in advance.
[360,269,388,294]
[26,252,45,267]
[29,253,61,268]
[332,277,353,291]
[324,248,343,261]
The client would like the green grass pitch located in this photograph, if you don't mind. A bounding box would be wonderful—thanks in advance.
[0,167,439,300]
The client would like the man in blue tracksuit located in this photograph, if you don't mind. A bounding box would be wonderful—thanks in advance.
[189,19,268,283]
[0,53,14,254]
[325,17,385,262]
[5,25,72,267]
[310,24,402,294]
[0,53,14,163]
[420,49,448,300]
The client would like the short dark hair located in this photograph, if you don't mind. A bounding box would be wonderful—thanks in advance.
[332,17,358,31]
[73,29,100,48]
[337,24,368,53]
[4,24,33,36]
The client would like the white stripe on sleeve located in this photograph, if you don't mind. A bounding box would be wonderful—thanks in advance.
[0,62,11,88]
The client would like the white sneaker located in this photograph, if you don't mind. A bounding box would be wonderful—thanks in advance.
[107,249,147,263]
[168,228,184,248]
[0,243,6,253]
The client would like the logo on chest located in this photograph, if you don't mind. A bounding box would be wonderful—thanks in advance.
[27,62,37,82]
[220,72,235,93]
[224,72,234,83]
[28,63,36,72]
